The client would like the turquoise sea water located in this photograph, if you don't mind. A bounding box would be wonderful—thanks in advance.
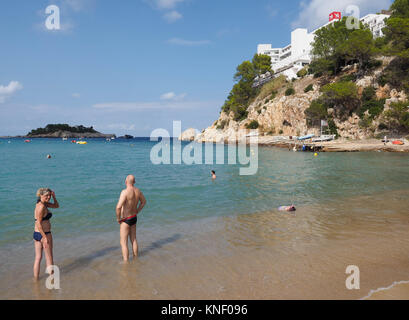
[1,137,409,246]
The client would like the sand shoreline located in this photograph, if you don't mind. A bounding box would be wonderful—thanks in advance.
[257,137,409,152]
[2,189,409,300]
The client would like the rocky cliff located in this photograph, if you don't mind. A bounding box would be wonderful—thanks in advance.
[181,57,408,143]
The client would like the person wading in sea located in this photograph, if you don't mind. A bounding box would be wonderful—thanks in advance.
[33,188,59,280]
[116,175,146,262]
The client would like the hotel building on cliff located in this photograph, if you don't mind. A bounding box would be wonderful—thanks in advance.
[255,12,390,83]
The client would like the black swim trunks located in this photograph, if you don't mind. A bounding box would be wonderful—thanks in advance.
[123,215,137,226]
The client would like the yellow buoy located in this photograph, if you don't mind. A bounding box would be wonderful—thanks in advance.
[314,153,318,156]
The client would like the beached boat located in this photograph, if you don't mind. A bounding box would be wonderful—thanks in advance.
[392,140,404,145]
[297,134,315,141]
[311,135,335,142]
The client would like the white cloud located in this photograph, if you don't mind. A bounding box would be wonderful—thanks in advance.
[292,0,392,30]
[160,92,187,100]
[150,0,186,10]
[167,38,211,46]
[72,93,81,98]
[0,81,23,103]
[163,10,183,23]
[146,0,186,23]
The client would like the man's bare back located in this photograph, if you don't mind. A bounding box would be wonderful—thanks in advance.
[120,187,142,219]
[116,175,146,261]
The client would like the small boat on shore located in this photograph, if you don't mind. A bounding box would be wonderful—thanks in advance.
[297,134,315,141]
[392,140,404,145]
[311,135,335,142]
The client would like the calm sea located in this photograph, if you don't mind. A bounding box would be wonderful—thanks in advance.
[1,138,409,299]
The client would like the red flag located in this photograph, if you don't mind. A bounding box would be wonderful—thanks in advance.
[329,12,342,22]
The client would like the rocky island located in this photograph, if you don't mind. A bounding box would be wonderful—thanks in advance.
[23,124,115,139]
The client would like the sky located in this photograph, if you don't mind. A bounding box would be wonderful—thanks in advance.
[0,0,392,136]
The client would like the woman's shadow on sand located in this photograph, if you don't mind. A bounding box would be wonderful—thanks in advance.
[62,234,181,273]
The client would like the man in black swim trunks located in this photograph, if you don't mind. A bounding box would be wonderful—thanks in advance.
[116,175,146,261]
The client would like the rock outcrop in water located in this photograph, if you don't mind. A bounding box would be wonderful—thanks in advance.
[25,124,115,139]
[26,130,115,139]
[178,128,198,141]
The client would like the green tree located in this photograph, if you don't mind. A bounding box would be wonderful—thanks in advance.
[384,101,409,131]
[246,120,260,129]
[311,17,355,74]
[305,99,328,125]
[390,0,409,18]
[320,81,360,118]
[234,61,255,83]
[340,29,377,75]
[252,54,272,76]
[384,17,409,58]
[311,17,375,76]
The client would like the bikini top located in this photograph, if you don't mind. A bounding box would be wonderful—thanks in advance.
[35,212,52,221]
[35,199,53,221]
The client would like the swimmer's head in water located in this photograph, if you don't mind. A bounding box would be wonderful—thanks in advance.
[126,175,135,186]
[211,170,215,174]
[36,188,51,203]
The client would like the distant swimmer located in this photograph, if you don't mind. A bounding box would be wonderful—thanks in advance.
[33,188,59,280]
[278,205,296,212]
[211,170,216,180]
[47,154,51,159]
[116,175,146,262]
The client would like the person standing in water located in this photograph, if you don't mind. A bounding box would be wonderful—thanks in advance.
[33,188,59,280]
[116,175,146,262]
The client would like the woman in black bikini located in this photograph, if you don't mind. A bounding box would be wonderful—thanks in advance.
[33,188,59,280]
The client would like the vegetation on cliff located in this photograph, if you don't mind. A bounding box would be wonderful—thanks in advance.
[305,0,409,134]
[216,0,409,137]
[309,17,378,78]
[222,54,271,121]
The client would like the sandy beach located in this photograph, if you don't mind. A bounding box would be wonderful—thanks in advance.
[257,137,409,152]
[2,188,409,300]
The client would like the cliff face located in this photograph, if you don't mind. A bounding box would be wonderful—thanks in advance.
[186,58,407,143]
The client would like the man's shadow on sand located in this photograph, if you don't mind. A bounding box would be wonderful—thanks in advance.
[62,234,182,273]
[139,233,181,257]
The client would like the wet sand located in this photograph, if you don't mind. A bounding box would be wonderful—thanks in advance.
[364,281,409,300]
[1,189,409,299]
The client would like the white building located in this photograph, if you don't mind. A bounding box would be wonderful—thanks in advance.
[256,13,390,80]
[361,13,389,38]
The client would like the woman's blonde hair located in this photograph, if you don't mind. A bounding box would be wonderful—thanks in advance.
[36,188,51,197]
